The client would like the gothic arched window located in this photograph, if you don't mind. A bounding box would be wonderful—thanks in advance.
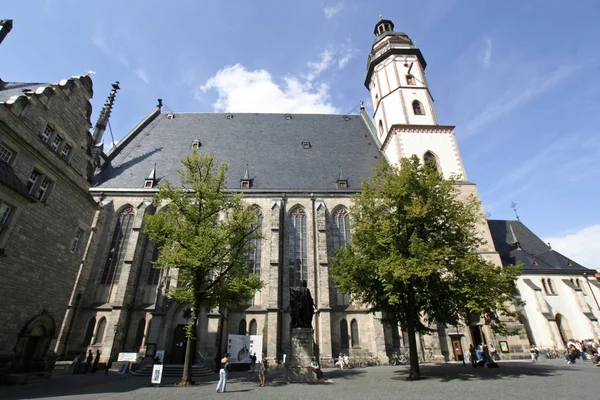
[332,207,351,307]
[83,317,96,346]
[332,207,350,251]
[238,319,247,335]
[94,318,107,345]
[340,319,349,349]
[245,209,263,275]
[100,207,135,285]
[378,120,384,137]
[146,245,161,285]
[249,319,257,335]
[541,278,549,295]
[412,100,425,115]
[351,319,360,348]
[288,206,307,287]
[423,151,440,173]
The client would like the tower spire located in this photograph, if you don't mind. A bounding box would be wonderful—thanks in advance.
[90,81,120,172]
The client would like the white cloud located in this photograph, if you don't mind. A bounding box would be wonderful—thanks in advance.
[482,38,492,67]
[323,3,344,19]
[306,49,334,81]
[200,64,339,113]
[135,68,149,83]
[545,224,600,270]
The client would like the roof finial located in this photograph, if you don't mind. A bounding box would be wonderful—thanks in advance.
[379,13,383,20]
[510,201,520,221]
[90,81,120,173]
[157,98,163,109]
[547,242,552,249]
[92,81,120,145]
[360,100,365,110]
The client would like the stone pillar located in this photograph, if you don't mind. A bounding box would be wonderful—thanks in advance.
[318,310,333,363]
[285,328,318,382]
[266,310,279,358]
[371,312,388,361]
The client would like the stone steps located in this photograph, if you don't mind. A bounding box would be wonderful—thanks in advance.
[131,364,214,377]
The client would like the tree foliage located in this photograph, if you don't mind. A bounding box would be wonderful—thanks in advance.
[144,151,263,385]
[331,156,521,379]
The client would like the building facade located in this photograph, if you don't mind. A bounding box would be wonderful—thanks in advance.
[488,220,600,351]
[0,73,100,375]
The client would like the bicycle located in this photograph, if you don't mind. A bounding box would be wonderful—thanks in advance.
[389,352,408,366]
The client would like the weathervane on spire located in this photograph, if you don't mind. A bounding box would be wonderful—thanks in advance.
[510,201,520,221]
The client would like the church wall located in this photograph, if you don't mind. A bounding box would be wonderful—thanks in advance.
[395,128,465,180]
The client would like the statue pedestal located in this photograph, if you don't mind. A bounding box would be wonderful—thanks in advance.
[285,328,318,383]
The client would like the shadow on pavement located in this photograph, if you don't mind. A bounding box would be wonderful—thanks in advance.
[390,361,579,382]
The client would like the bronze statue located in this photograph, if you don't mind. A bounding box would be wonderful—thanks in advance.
[289,280,315,329]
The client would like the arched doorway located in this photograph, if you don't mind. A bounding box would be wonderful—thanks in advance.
[555,314,572,346]
[15,312,55,372]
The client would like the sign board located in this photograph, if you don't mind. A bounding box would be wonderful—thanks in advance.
[227,334,263,363]
[118,361,129,375]
[151,364,163,385]
[117,352,139,362]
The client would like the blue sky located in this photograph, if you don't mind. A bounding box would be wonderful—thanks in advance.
[2,1,599,268]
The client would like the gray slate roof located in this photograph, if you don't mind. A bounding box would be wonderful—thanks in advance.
[487,219,591,273]
[0,81,49,103]
[94,112,382,191]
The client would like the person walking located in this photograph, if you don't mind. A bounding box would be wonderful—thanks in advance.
[216,354,230,393]
[258,353,268,387]
[469,345,477,368]
[249,353,257,373]
[92,350,100,373]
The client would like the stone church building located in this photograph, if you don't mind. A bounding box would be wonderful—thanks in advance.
[58,18,535,367]
[2,18,599,376]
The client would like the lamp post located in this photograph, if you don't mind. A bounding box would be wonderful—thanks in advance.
[105,322,120,375]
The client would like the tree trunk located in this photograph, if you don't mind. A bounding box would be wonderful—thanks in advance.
[180,311,199,386]
[406,288,421,380]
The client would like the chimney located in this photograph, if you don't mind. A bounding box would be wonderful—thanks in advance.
[0,20,13,46]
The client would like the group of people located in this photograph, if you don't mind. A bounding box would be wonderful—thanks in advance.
[530,338,600,366]
[465,344,499,368]
[72,350,100,374]
[335,353,351,369]
[216,352,269,393]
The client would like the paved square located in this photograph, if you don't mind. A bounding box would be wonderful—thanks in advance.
[2,360,597,400]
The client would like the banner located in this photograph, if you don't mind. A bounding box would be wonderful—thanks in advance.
[227,334,263,363]
[151,364,163,384]
[117,352,139,362]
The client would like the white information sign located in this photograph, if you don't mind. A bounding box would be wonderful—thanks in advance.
[117,352,139,362]
[151,364,163,385]
[227,334,263,363]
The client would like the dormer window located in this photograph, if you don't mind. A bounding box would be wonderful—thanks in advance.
[191,140,201,149]
[225,113,234,119]
[240,180,250,189]
[337,180,348,189]
[302,141,311,149]
[167,114,175,120]
[285,114,292,120]
[144,180,154,188]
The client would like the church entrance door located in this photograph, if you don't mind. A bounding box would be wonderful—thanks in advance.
[170,325,188,364]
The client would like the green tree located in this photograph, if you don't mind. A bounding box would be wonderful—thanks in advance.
[331,156,521,379]
[144,151,262,385]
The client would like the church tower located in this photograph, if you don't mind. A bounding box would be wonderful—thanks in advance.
[365,18,467,180]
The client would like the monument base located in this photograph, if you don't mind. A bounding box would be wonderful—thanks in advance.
[285,328,318,383]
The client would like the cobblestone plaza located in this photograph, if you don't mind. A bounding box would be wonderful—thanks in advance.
[3,360,597,400]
